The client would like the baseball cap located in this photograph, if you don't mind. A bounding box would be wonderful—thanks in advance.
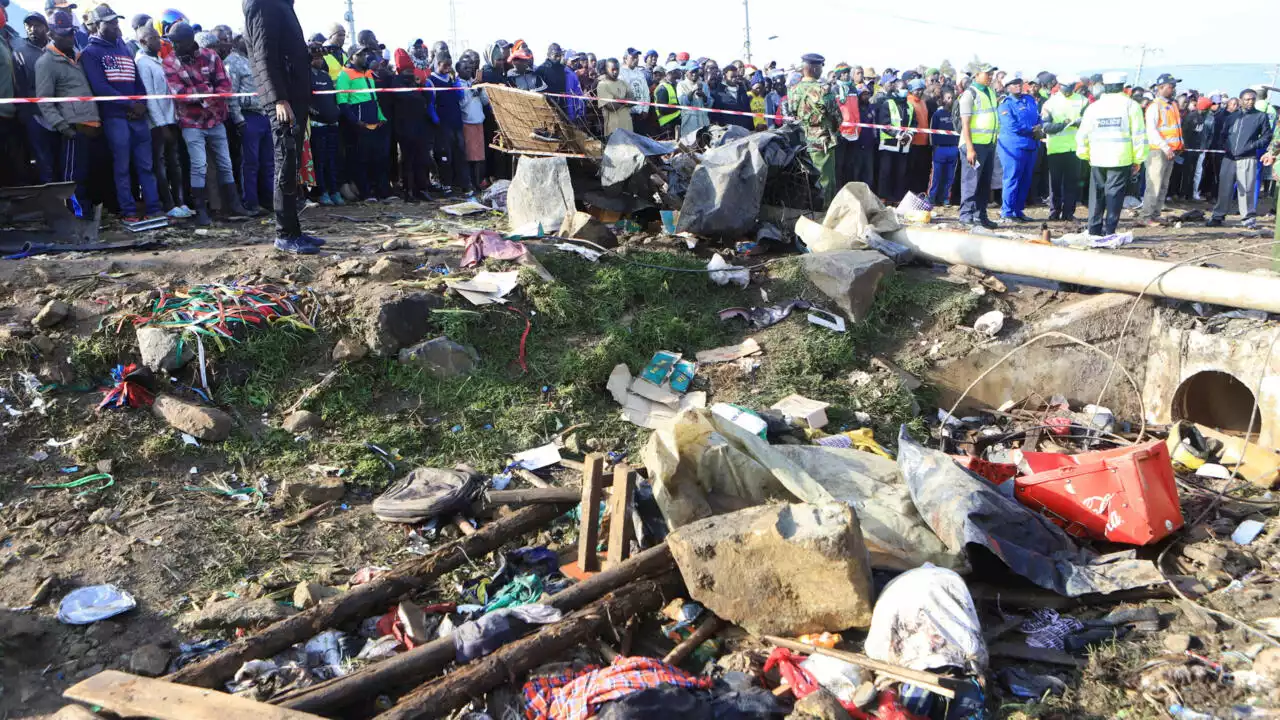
[676,51,689,62]
[166,20,194,42]
[45,0,76,11]
[907,78,925,92]
[1005,74,1024,86]
[644,49,657,58]
[1102,71,1127,84]
[87,4,124,23]
[972,62,997,73]
[49,8,75,34]
[130,13,151,29]
[625,47,640,56]
[24,11,48,24]
[1153,72,1180,87]
[1196,97,1213,111]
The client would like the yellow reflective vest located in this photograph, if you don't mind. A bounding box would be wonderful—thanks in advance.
[1042,92,1087,156]
[655,81,680,127]
[1077,92,1146,167]
[965,83,998,146]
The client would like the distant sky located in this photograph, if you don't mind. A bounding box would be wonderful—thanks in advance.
[8,0,1280,89]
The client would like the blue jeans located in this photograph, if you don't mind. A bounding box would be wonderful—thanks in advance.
[998,143,1036,217]
[310,123,340,195]
[240,112,275,209]
[104,115,162,216]
[181,124,235,189]
[24,115,59,184]
[930,146,959,205]
[959,142,995,223]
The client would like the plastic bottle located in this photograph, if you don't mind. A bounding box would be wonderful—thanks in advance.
[1168,704,1217,720]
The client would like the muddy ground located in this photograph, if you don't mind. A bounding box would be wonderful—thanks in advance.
[0,194,1278,719]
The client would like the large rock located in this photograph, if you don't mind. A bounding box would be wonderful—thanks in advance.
[357,288,444,357]
[369,257,406,282]
[129,644,171,677]
[562,211,619,249]
[176,597,297,632]
[280,476,345,506]
[398,337,479,378]
[800,250,894,321]
[668,503,874,635]
[151,395,232,441]
[136,327,193,372]
[282,410,322,433]
[32,300,70,329]
[332,337,368,362]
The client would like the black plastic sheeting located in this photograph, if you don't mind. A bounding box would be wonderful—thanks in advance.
[896,429,1164,597]
[600,129,677,188]
[675,128,804,239]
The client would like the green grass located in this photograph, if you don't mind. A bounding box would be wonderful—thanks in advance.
[11,250,981,494]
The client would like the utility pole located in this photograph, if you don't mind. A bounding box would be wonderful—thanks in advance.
[344,0,355,46]
[449,0,458,54]
[743,0,752,64]
[1124,43,1162,86]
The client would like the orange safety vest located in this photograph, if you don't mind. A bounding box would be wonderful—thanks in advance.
[1151,98,1184,151]
[837,93,860,140]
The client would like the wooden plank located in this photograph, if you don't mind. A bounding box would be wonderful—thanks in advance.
[606,464,636,568]
[578,454,605,573]
[513,468,551,489]
[484,488,581,505]
[763,636,956,699]
[663,616,726,665]
[66,670,325,720]
[51,707,104,720]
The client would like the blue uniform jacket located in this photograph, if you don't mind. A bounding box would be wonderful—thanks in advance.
[997,93,1041,153]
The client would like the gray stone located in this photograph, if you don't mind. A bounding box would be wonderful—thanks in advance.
[282,410,322,433]
[76,663,105,680]
[136,327,193,372]
[398,337,479,378]
[129,644,171,677]
[280,476,345,506]
[561,211,619,249]
[32,299,70,329]
[358,288,444,356]
[30,334,55,355]
[37,360,75,386]
[790,688,852,720]
[1163,633,1193,654]
[292,581,341,609]
[332,337,368,362]
[668,503,874,636]
[176,597,297,632]
[800,250,895,321]
[152,394,232,442]
[369,257,406,282]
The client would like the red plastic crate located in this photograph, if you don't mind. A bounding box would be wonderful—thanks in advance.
[963,456,1019,485]
[1016,440,1184,546]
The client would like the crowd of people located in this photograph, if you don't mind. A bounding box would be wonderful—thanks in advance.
[0,0,1277,254]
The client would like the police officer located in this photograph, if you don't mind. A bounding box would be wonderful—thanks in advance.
[1041,73,1088,221]
[789,53,841,206]
[1076,71,1146,236]
[875,77,916,203]
[996,74,1042,222]
[958,62,1000,228]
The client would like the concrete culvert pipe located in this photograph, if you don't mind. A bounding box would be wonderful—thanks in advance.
[899,228,1280,314]
[1172,370,1262,434]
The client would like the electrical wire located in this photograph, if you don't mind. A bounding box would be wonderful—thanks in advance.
[937,331,1148,449]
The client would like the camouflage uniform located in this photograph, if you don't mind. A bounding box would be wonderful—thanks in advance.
[789,78,841,205]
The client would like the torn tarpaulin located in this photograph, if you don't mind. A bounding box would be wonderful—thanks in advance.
[601,129,677,187]
[896,429,1164,596]
[718,300,811,329]
[461,230,526,267]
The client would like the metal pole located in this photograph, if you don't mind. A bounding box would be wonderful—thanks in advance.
[449,0,458,53]
[344,0,355,46]
[1133,44,1146,86]
[743,0,752,64]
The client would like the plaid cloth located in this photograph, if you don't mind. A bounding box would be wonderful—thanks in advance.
[522,656,712,720]
[162,48,231,130]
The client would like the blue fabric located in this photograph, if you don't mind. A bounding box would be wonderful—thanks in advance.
[999,144,1036,217]
[430,73,463,129]
[959,142,996,223]
[564,68,584,121]
[311,123,340,194]
[240,112,275,208]
[181,124,235,188]
[997,94,1041,152]
[930,107,959,147]
[103,115,161,215]
[24,115,58,184]
[930,146,959,205]
[80,36,144,120]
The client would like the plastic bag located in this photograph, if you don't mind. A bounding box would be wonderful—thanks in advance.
[57,584,136,624]
[864,564,987,673]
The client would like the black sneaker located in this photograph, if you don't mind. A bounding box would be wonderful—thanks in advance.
[274,237,319,255]
[1205,218,1224,227]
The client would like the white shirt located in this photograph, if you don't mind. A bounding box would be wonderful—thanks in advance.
[618,65,648,115]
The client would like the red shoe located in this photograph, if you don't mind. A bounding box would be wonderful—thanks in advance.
[122,215,143,224]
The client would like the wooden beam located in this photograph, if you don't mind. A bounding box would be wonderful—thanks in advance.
[166,503,571,689]
[66,671,325,720]
[578,454,605,573]
[663,616,726,666]
[763,636,956,699]
[483,488,581,505]
[275,543,675,715]
[513,468,551,489]
[606,464,635,568]
[374,573,683,720]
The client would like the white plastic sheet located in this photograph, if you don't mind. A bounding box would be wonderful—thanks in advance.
[865,564,987,673]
